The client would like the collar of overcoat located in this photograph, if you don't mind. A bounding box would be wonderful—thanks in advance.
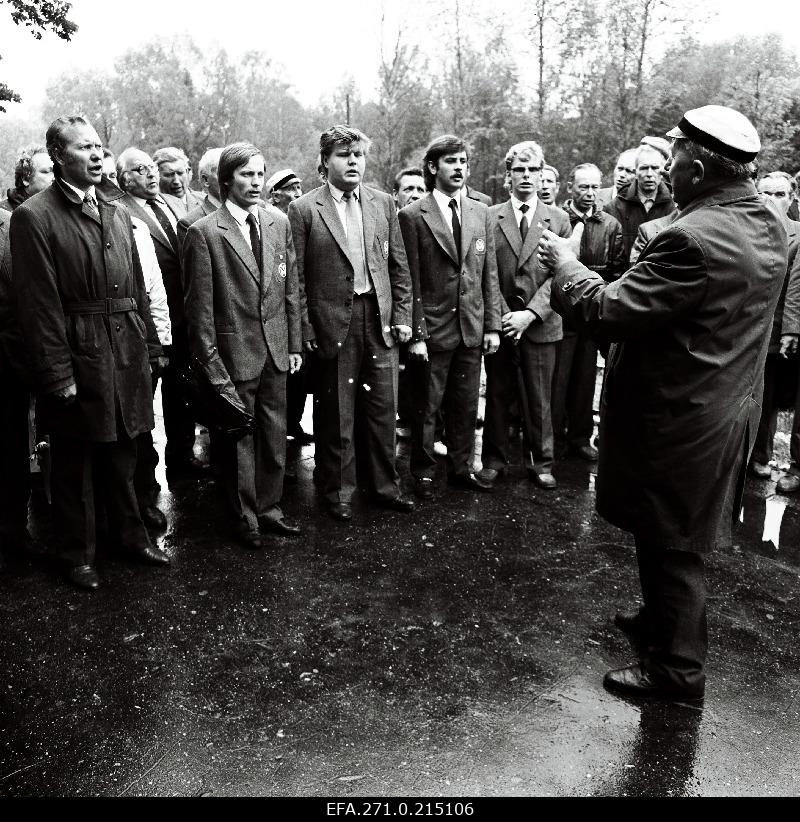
[216,202,275,296]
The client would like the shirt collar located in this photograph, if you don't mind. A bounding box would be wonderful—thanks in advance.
[638,189,656,205]
[511,193,538,213]
[432,187,460,212]
[225,198,258,226]
[132,192,167,207]
[328,182,360,203]
[61,178,96,203]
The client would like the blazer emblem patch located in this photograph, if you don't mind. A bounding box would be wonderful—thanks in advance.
[383,240,389,258]
[278,262,287,279]
[475,238,486,254]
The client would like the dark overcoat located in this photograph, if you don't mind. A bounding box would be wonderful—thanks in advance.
[490,199,571,344]
[182,203,301,388]
[551,179,787,552]
[10,179,161,441]
[288,184,412,359]
[398,192,501,351]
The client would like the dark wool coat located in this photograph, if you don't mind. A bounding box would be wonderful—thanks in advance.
[603,180,676,262]
[10,179,161,441]
[552,179,787,552]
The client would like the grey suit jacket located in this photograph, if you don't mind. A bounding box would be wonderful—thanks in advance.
[178,195,218,251]
[490,199,571,344]
[398,192,501,351]
[288,184,412,359]
[183,203,301,387]
[162,189,204,218]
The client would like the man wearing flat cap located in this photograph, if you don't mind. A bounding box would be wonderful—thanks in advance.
[537,105,788,702]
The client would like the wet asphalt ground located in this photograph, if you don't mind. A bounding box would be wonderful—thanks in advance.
[2,397,800,798]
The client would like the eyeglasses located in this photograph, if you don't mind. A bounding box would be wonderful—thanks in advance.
[510,166,543,174]
[128,163,158,176]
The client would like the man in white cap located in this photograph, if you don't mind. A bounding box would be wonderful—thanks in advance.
[266,169,303,215]
[537,105,788,702]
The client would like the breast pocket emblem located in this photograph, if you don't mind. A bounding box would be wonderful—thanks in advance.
[278,262,287,279]
[475,238,485,254]
[383,240,389,258]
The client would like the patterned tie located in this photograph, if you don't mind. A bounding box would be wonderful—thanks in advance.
[147,199,179,254]
[83,192,99,217]
[519,202,529,242]
[449,198,462,266]
[246,212,262,275]
[343,190,369,294]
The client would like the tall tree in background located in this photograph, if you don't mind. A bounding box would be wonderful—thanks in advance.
[43,70,120,146]
[1,0,77,111]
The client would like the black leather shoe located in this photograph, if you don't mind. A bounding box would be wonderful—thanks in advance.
[129,543,171,565]
[414,477,435,500]
[259,516,301,536]
[288,427,314,445]
[476,467,501,487]
[749,460,771,479]
[66,564,100,590]
[373,494,415,513]
[234,526,263,550]
[531,472,557,489]
[603,663,704,702]
[167,456,208,476]
[140,504,168,531]
[448,472,493,492]
[328,502,353,521]
[573,444,598,462]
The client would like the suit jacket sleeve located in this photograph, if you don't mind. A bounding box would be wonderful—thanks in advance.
[481,209,501,334]
[606,217,627,280]
[10,206,74,393]
[283,218,302,354]
[182,223,234,390]
[550,225,707,343]
[287,200,314,345]
[398,207,428,342]
[526,209,571,323]
[387,202,412,328]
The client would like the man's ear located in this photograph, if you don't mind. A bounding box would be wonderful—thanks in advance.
[691,159,705,185]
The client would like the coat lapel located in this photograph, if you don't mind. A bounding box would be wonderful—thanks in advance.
[420,194,459,266]
[316,185,352,267]
[257,206,275,298]
[459,193,476,264]
[123,194,174,255]
[497,199,522,257]
[217,204,260,288]
[518,200,550,268]
[360,186,377,263]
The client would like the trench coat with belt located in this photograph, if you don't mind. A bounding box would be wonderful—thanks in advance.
[551,178,788,552]
[10,179,161,442]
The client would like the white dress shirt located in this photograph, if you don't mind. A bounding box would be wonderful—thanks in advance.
[132,193,179,244]
[61,179,96,204]
[327,182,362,238]
[510,193,538,229]
[432,187,462,235]
[224,198,259,250]
[131,217,172,346]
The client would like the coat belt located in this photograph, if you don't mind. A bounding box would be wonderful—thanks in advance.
[62,297,138,315]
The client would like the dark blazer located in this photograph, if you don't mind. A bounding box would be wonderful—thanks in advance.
[120,192,186,345]
[466,185,492,206]
[10,179,160,441]
[398,192,501,351]
[490,198,571,344]
[183,203,301,388]
[288,184,412,359]
[177,195,218,250]
[552,179,787,552]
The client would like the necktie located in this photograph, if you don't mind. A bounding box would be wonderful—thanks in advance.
[83,192,99,217]
[643,198,654,213]
[449,198,462,266]
[147,199,179,254]
[343,191,369,294]
[246,212,262,275]
[519,202,529,242]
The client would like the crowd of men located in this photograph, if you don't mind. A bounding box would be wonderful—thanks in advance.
[1,105,798,703]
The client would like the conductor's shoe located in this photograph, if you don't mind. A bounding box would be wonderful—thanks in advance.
[749,460,771,478]
[531,472,557,489]
[129,543,171,566]
[328,502,353,522]
[66,564,100,590]
[140,504,168,531]
[259,516,301,536]
[475,467,501,487]
[572,444,598,462]
[603,663,704,702]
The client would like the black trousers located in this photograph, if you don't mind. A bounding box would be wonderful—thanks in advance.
[753,353,800,466]
[134,373,160,507]
[161,344,196,466]
[552,332,597,453]
[634,536,707,697]
[410,343,481,479]
[50,430,150,566]
[482,337,557,475]
[313,294,400,504]
[0,372,31,548]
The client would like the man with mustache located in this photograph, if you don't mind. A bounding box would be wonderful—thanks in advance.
[399,134,502,499]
